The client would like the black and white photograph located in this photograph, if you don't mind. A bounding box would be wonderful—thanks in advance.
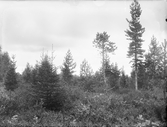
[0,0,166,126]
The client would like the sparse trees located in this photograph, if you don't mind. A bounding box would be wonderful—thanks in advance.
[125,0,145,90]
[61,50,76,84]
[93,32,117,88]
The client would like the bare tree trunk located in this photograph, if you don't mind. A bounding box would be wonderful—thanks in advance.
[102,42,107,89]
[135,52,138,91]
[135,70,138,90]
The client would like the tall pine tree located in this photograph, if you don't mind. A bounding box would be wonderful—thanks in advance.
[93,32,117,89]
[125,0,145,90]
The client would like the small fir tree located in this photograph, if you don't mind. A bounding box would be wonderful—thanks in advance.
[22,63,32,83]
[32,54,61,111]
[0,51,11,82]
[61,50,76,84]
[4,56,17,100]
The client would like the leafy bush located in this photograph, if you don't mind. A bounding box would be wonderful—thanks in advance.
[0,97,18,116]
[80,76,96,92]
[14,83,36,111]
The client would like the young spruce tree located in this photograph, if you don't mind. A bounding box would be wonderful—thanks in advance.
[125,0,145,90]
[61,50,76,85]
[22,63,32,83]
[0,51,11,82]
[32,54,60,110]
[4,56,17,100]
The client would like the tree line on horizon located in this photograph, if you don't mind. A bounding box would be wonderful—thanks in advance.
[0,0,166,111]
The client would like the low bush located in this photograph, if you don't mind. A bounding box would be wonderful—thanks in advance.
[0,83,166,126]
[114,88,133,95]
[14,83,36,111]
[0,97,18,116]
[44,87,70,112]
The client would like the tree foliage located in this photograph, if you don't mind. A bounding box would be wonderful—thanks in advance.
[0,50,11,82]
[159,39,167,79]
[79,59,94,92]
[61,50,76,84]
[22,63,33,83]
[137,61,150,90]
[4,56,18,91]
[80,59,93,78]
[159,39,167,102]
[145,36,162,79]
[143,36,163,89]
[125,0,145,90]
[119,70,130,88]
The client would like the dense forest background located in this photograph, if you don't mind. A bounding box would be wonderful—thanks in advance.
[0,0,166,126]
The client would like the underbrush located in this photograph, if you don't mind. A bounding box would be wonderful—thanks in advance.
[0,86,166,126]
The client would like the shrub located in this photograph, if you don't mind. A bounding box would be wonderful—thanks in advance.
[14,83,36,111]
[114,88,132,95]
[0,97,18,116]
[45,87,70,112]
[80,76,95,92]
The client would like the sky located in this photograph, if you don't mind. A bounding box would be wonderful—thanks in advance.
[0,0,166,75]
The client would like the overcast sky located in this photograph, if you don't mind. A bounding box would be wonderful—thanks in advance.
[0,0,166,75]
